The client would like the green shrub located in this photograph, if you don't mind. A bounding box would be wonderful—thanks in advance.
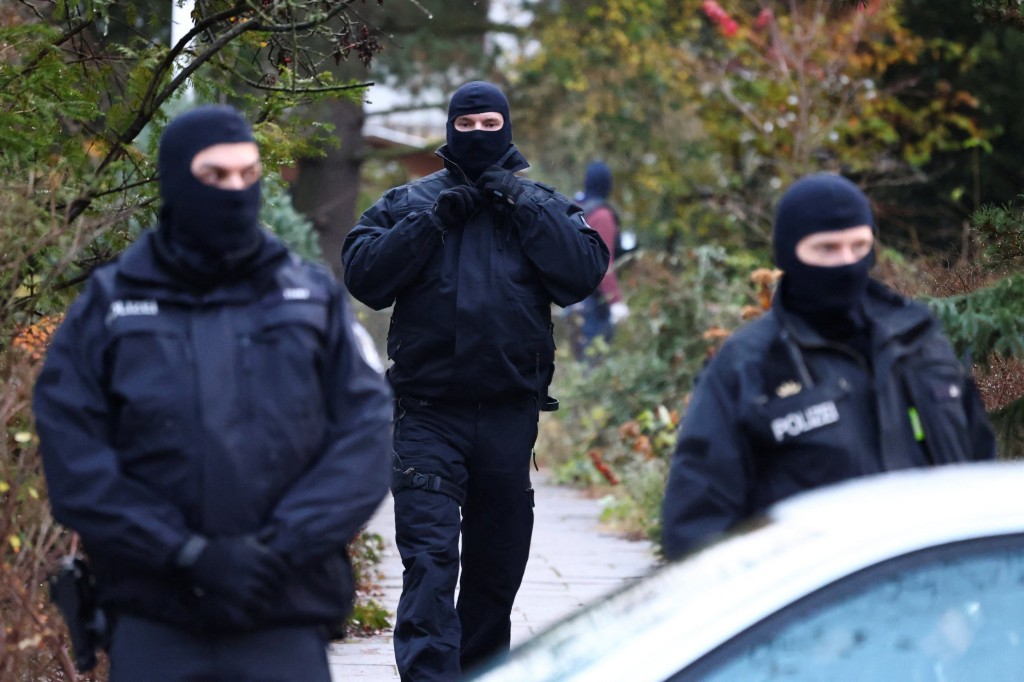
[261,178,323,262]
[540,246,766,547]
[344,531,392,637]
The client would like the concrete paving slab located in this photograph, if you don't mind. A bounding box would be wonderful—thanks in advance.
[329,470,656,681]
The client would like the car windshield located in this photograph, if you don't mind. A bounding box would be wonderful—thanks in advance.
[685,534,1024,681]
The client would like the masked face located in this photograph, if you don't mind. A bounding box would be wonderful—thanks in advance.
[773,174,877,319]
[167,142,263,257]
[445,81,513,180]
[782,249,875,317]
[447,112,508,180]
[158,106,263,260]
[782,225,875,315]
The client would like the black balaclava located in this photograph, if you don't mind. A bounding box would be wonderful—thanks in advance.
[773,173,876,339]
[584,161,612,201]
[445,81,513,180]
[157,105,262,274]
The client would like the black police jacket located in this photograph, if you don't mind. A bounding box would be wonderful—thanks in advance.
[33,231,393,631]
[342,145,608,401]
[661,280,996,560]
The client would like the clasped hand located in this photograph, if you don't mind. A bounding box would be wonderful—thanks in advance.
[186,536,286,630]
[433,166,526,229]
[476,165,525,209]
[434,185,482,228]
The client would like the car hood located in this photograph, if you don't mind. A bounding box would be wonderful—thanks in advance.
[469,461,1024,682]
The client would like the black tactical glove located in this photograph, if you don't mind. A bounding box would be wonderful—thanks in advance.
[477,165,526,209]
[434,185,482,229]
[179,536,286,611]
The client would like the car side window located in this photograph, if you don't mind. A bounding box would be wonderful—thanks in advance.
[679,534,1024,682]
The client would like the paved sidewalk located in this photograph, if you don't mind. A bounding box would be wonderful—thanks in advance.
[328,470,657,680]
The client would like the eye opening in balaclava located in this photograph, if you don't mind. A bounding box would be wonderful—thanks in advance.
[772,173,876,333]
[445,81,513,181]
[157,104,263,263]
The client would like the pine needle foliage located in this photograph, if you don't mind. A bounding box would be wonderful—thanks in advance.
[929,272,1024,365]
[928,193,1024,458]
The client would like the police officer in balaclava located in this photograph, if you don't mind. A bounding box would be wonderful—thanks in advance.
[661,172,996,561]
[772,173,876,358]
[344,82,608,681]
[33,104,393,680]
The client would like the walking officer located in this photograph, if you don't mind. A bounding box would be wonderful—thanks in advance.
[343,81,608,680]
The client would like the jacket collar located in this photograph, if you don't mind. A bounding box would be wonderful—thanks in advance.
[775,279,933,347]
[116,230,289,300]
[434,143,530,183]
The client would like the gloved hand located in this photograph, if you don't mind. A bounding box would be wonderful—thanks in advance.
[434,185,481,229]
[610,301,630,324]
[182,536,287,612]
[477,165,526,209]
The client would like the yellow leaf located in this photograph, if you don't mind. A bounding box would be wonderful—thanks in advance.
[17,634,42,650]
[14,431,32,444]
[657,405,672,426]
[28,487,39,500]
[0,481,8,493]
[8,535,22,553]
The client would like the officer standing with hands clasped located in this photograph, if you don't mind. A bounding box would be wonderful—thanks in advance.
[33,105,393,681]
[661,173,996,561]
[343,81,608,680]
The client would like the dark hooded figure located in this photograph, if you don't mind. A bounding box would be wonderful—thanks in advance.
[661,173,996,561]
[33,105,392,681]
[343,82,609,680]
[574,160,628,361]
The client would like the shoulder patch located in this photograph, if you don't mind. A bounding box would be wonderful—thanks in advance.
[282,287,312,301]
[106,299,159,325]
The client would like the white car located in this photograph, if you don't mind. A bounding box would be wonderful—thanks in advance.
[469,462,1024,681]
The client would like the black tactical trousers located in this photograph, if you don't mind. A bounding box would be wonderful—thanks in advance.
[391,395,538,681]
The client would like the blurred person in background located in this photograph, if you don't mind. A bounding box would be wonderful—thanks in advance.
[34,105,392,681]
[572,160,630,361]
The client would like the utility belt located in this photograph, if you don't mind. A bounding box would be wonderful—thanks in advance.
[396,393,558,412]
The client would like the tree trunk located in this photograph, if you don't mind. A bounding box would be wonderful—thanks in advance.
[290,98,366,280]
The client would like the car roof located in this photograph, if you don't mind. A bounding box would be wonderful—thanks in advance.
[470,461,1024,682]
